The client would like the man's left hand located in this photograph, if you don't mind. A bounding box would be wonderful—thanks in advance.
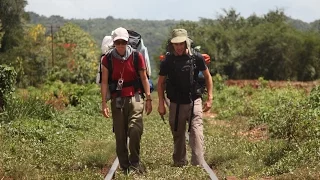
[145,100,152,115]
[203,99,212,112]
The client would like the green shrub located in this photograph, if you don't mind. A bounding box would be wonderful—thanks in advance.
[212,73,226,91]
[0,95,56,122]
[0,65,17,111]
[308,85,320,109]
[213,86,247,119]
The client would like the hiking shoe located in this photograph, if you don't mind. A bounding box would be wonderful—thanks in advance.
[173,160,188,167]
[129,163,146,174]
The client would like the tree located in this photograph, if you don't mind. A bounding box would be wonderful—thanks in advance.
[0,0,28,52]
[217,8,246,30]
[1,24,51,87]
[0,21,4,48]
[48,23,100,84]
[264,9,287,24]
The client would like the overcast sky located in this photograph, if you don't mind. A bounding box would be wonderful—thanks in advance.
[25,0,320,23]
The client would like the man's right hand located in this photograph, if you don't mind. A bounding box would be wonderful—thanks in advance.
[158,103,166,116]
[102,103,110,118]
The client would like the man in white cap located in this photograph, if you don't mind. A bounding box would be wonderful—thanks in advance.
[100,27,152,174]
[157,28,213,167]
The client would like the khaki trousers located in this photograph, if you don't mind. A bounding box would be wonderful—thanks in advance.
[111,96,144,169]
[169,98,205,166]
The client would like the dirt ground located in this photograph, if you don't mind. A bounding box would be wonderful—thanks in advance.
[225,79,320,92]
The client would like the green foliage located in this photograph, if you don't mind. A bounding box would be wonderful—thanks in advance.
[0,21,4,48]
[0,24,51,87]
[0,65,16,96]
[28,12,180,79]
[308,85,320,109]
[0,83,213,179]
[0,94,56,123]
[258,77,268,88]
[17,10,320,85]
[0,113,113,179]
[0,65,17,110]
[163,9,320,81]
[0,82,114,179]
[42,81,100,112]
[48,23,100,84]
[212,73,226,91]
[1,82,320,178]
[213,85,248,119]
[209,83,320,177]
[0,0,28,51]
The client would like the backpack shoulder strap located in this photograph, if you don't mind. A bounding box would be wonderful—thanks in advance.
[190,53,195,86]
[98,54,105,73]
[107,53,113,82]
[133,51,140,77]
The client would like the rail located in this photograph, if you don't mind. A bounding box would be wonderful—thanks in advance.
[104,134,219,180]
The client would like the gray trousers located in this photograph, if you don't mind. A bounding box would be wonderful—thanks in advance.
[169,98,205,166]
[111,96,144,169]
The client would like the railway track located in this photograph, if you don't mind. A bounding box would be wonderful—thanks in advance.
[104,134,219,180]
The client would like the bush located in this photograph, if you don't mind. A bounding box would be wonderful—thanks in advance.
[308,85,320,109]
[0,95,56,123]
[0,65,17,111]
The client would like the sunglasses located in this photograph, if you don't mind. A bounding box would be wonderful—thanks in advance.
[114,40,127,45]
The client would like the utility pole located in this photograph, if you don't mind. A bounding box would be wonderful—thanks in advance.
[48,24,61,68]
[51,24,54,67]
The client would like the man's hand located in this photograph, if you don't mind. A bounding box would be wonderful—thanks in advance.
[158,103,166,116]
[145,100,152,115]
[102,103,110,118]
[203,99,212,112]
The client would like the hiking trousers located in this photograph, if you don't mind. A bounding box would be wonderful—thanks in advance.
[169,98,205,166]
[111,95,144,170]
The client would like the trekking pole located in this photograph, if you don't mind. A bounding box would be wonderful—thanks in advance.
[160,115,166,124]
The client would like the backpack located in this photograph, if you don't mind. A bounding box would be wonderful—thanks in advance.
[162,41,211,102]
[164,49,204,132]
[96,30,154,96]
[165,50,204,104]
[96,36,113,85]
[162,38,211,132]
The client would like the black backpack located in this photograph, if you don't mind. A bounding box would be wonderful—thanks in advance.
[164,50,207,132]
[165,50,204,104]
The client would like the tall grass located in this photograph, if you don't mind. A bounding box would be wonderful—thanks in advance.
[0,95,56,122]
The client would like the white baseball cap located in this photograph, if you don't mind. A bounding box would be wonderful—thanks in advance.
[112,27,129,42]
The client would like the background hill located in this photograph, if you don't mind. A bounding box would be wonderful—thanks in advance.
[2,6,320,89]
[27,11,320,80]
[28,12,179,73]
[28,11,320,57]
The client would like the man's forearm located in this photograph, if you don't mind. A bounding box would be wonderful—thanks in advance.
[157,82,165,105]
[141,77,151,99]
[101,83,108,103]
[206,76,213,100]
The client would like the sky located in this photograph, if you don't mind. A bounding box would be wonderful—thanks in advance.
[25,0,320,23]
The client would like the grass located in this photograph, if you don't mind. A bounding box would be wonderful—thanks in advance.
[0,82,319,179]
[0,106,114,179]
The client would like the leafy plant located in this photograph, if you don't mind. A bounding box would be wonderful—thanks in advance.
[0,65,17,111]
